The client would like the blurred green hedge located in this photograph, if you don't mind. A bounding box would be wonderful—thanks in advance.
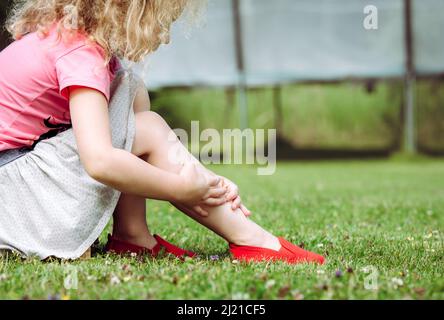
[150,80,444,154]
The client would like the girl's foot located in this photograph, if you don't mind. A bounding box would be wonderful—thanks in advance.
[229,238,325,265]
[105,234,196,259]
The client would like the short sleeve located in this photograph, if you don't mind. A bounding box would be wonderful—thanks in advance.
[55,45,111,101]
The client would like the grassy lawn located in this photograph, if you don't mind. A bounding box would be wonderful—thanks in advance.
[0,160,443,300]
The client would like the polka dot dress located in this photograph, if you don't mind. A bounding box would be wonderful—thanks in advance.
[0,71,143,260]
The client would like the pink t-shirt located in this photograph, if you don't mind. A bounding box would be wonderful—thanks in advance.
[0,26,120,152]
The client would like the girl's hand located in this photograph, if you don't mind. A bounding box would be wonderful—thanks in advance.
[178,163,226,213]
[221,177,251,217]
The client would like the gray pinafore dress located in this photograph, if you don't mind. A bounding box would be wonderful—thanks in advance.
[0,71,142,260]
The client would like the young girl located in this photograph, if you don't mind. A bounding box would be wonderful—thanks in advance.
[0,0,324,265]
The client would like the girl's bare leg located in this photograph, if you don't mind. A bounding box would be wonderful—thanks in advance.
[112,89,158,249]
[132,111,280,250]
[112,192,158,249]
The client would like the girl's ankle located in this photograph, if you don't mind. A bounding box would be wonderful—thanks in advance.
[230,231,280,251]
[113,232,158,250]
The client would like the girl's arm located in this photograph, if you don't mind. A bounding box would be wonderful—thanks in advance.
[69,87,223,205]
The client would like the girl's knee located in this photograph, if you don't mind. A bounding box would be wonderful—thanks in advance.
[137,111,165,124]
[133,87,151,113]
[136,111,171,137]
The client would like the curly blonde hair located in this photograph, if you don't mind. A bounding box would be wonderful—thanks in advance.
[6,0,205,62]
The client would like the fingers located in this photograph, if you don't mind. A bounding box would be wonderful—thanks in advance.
[205,186,227,199]
[231,196,242,210]
[202,197,227,207]
[208,175,221,187]
[240,204,251,217]
[223,179,239,201]
[193,205,209,217]
[226,187,239,201]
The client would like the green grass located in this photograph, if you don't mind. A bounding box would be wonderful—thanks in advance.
[0,160,443,300]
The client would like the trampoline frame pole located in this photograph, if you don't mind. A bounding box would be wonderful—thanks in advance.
[232,0,249,129]
[403,0,416,154]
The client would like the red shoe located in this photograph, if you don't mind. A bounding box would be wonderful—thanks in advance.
[105,234,196,259]
[229,238,325,265]
[153,234,196,259]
